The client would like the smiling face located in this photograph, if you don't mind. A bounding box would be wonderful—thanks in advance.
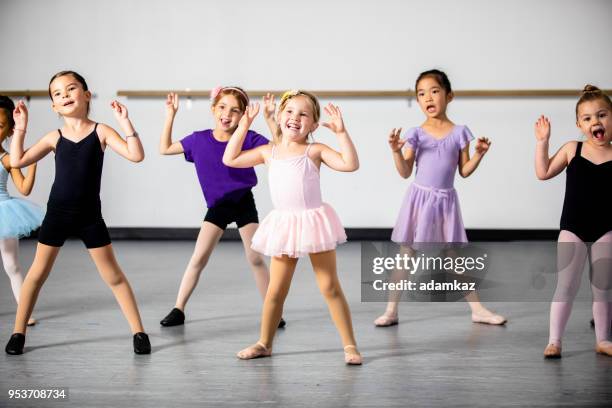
[211,94,244,132]
[416,76,453,118]
[576,99,612,146]
[49,74,91,118]
[278,95,319,143]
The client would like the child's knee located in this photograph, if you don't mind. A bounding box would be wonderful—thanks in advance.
[104,271,126,287]
[246,252,265,268]
[319,281,341,299]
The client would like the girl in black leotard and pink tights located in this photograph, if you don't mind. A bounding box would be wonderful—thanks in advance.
[535,85,612,358]
[4,71,151,355]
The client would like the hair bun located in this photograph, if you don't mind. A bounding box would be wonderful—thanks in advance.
[582,84,602,95]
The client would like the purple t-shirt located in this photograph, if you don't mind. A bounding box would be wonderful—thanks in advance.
[181,129,269,208]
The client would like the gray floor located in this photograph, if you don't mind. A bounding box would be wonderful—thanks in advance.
[0,240,610,408]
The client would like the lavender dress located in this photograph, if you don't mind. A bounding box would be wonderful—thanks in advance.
[391,125,474,244]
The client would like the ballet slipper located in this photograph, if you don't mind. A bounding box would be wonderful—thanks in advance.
[374,313,399,327]
[344,345,362,365]
[595,341,612,357]
[236,342,271,360]
[544,343,562,359]
[5,333,25,355]
[471,312,507,325]
[133,332,151,355]
[27,318,37,326]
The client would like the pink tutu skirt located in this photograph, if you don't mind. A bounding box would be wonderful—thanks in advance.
[252,202,347,258]
[391,183,467,245]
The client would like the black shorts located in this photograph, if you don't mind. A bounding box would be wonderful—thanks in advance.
[38,207,112,249]
[204,190,259,230]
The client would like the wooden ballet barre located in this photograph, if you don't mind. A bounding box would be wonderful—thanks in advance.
[0,90,49,98]
[0,90,98,99]
[116,89,612,98]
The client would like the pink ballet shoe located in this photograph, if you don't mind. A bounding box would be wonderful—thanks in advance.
[27,318,37,327]
[595,341,612,357]
[236,342,272,360]
[344,345,362,365]
[374,314,398,327]
[544,343,562,358]
[471,312,507,325]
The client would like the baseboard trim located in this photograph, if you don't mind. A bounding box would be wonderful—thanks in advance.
[93,227,558,241]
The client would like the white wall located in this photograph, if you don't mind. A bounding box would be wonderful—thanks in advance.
[1,0,610,229]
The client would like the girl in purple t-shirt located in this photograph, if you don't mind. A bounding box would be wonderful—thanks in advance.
[159,87,284,328]
[375,69,507,328]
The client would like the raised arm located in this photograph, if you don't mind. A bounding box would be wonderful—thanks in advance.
[9,101,55,168]
[388,128,415,178]
[534,115,569,180]
[1,154,36,195]
[160,93,184,155]
[458,137,490,177]
[222,103,266,168]
[263,93,280,139]
[101,101,145,162]
[319,104,359,172]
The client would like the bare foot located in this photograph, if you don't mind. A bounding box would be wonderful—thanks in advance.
[27,318,37,326]
[236,342,272,360]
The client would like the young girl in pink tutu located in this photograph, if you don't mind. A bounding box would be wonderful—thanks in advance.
[375,69,506,327]
[223,90,362,365]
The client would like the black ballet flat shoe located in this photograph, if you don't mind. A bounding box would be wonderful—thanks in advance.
[160,308,185,327]
[5,333,25,355]
[278,317,287,329]
[133,332,151,355]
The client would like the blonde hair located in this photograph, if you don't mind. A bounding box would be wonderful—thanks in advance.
[274,90,320,144]
[576,84,612,119]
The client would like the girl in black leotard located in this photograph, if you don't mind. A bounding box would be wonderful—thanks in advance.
[535,85,612,358]
[5,71,151,355]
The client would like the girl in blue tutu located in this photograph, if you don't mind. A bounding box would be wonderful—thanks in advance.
[0,96,44,326]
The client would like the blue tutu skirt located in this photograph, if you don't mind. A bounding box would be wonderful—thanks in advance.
[0,197,44,239]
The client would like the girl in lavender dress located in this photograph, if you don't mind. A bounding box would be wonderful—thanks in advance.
[374,69,507,327]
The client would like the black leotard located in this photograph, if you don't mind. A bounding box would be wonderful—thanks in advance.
[47,123,104,212]
[38,123,111,248]
[560,142,612,242]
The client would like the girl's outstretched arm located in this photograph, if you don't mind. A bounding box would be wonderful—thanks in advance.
[9,101,55,168]
[388,127,415,178]
[2,154,37,196]
[160,93,184,155]
[102,101,145,162]
[458,137,490,177]
[223,103,266,168]
[319,104,359,172]
[534,115,570,180]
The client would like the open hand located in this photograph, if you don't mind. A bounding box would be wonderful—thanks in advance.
[321,103,346,134]
[166,93,179,116]
[239,103,260,127]
[535,115,551,142]
[110,100,129,120]
[263,93,276,120]
[12,100,28,130]
[475,137,491,155]
[388,128,405,152]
